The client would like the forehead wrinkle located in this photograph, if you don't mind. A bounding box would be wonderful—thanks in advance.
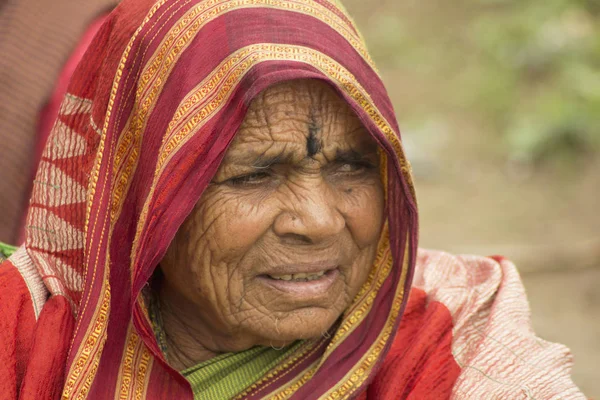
[264,102,310,148]
[225,122,375,168]
[229,113,309,146]
[306,84,368,157]
[237,102,312,146]
[246,141,298,168]
[222,140,305,168]
[225,80,374,168]
[306,108,322,158]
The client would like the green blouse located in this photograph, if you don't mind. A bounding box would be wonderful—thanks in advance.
[182,342,301,399]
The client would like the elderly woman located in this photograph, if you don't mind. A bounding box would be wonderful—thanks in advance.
[0,0,585,399]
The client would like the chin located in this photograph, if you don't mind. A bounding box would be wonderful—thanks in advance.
[252,307,341,345]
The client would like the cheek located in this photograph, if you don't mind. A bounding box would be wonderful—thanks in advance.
[194,188,276,264]
[341,182,385,248]
[162,189,279,316]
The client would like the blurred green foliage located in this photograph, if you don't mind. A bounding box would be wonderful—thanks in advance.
[361,0,600,165]
[470,0,600,164]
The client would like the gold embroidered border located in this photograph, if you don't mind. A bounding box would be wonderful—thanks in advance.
[321,237,410,399]
[109,0,191,157]
[320,230,393,359]
[133,349,153,400]
[123,0,259,277]
[115,324,138,399]
[67,0,170,396]
[135,0,372,106]
[233,339,325,399]
[65,0,196,395]
[62,277,111,399]
[264,361,321,400]
[110,0,199,222]
[78,0,193,358]
[114,325,154,400]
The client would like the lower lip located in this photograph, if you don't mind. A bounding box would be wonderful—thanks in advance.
[257,269,339,297]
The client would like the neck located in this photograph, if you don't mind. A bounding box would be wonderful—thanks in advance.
[161,310,221,370]
[154,287,222,371]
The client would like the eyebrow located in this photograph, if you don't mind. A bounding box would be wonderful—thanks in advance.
[245,148,376,171]
[251,151,293,169]
[332,149,376,164]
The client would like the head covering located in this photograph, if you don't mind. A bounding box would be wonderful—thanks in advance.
[24,0,418,397]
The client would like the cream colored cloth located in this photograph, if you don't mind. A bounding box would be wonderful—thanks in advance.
[414,249,585,399]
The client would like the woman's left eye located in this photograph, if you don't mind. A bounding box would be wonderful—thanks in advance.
[336,161,375,175]
[226,171,272,187]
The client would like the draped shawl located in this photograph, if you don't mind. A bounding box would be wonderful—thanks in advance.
[15,0,418,397]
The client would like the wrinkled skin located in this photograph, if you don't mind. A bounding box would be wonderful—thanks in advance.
[159,79,385,370]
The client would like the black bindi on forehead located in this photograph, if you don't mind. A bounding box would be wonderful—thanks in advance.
[306,109,322,158]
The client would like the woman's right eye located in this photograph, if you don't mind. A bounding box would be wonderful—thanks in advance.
[226,171,272,187]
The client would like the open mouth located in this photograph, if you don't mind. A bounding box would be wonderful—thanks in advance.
[265,270,328,282]
[257,268,339,296]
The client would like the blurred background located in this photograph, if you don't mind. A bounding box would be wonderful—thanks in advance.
[1,0,598,396]
[344,0,600,396]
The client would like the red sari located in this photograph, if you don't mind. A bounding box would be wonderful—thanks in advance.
[0,0,584,398]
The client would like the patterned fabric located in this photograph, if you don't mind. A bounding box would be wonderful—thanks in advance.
[0,0,585,399]
[414,251,585,399]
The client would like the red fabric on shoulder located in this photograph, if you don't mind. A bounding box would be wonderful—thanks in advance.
[0,260,74,400]
[19,296,74,400]
[0,260,36,399]
[365,288,461,399]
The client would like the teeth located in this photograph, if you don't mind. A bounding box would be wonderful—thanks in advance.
[268,271,326,281]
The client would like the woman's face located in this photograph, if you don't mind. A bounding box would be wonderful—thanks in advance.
[160,80,384,352]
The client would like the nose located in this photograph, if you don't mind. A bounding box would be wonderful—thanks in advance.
[273,181,345,244]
